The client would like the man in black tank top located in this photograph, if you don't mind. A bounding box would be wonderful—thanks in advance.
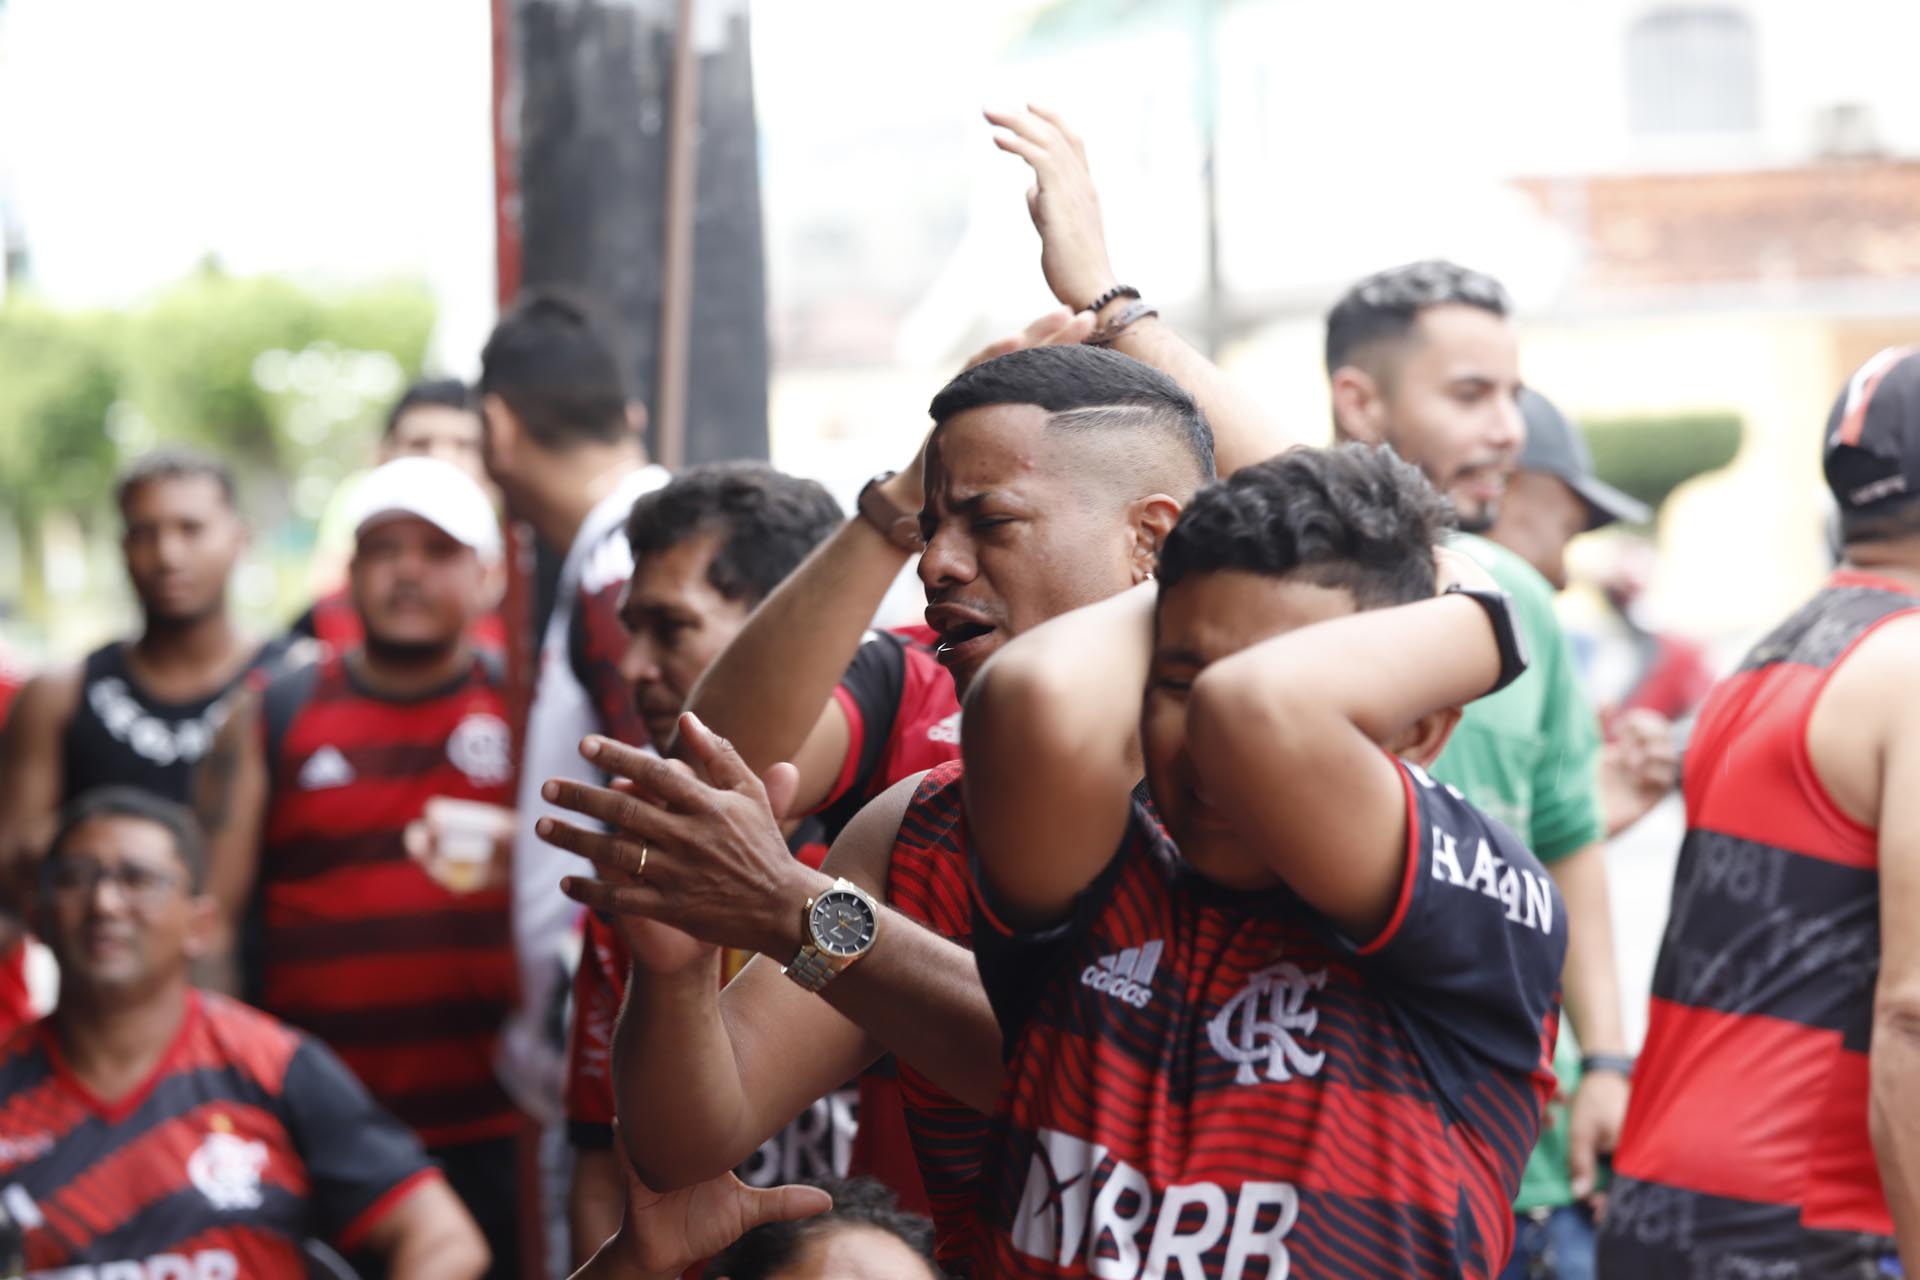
[0,449,289,873]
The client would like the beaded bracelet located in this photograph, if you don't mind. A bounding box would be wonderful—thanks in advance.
[1081,283,1141,314]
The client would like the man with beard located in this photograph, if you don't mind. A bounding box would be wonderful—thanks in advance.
[0,449,292,870]
[1321,265,1627,1278]
[193,457,524,1278]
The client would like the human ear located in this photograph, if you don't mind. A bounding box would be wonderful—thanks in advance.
[1329,366,1387,444]
[1130,494,1181,582]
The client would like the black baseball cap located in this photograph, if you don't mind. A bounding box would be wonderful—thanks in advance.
[1517,388,1650,530]
[1825,346,1920,517]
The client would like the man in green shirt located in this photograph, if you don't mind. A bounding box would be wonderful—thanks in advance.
[1326,262,1633,1280]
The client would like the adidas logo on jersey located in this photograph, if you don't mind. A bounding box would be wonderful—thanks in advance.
[1080,940,1162,1009]
[297,745,355,790]
[927,711,961,745]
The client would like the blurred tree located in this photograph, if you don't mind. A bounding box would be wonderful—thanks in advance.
[1583,412,1744,515]
[0,268,435,631]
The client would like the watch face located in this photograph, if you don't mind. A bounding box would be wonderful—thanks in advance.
[809,889,878,957]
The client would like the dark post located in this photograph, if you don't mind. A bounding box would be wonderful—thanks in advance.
[500,0,769,465]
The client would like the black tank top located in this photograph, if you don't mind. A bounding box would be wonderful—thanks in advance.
[60,638,293,805]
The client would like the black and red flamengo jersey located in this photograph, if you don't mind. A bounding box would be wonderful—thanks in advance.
[812,631,962,834]
[257,652,520,1149]
[880,761,994,1274]
[1600,571,1920,1279]
[971,760,1565,1280]
[568,528,651,750]
[291,586,509,660]
[0,992,438,1278]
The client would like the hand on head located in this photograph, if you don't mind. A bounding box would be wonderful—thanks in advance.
[985,105,1118,313]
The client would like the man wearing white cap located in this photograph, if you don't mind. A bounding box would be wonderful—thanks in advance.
[194,456,527,1279]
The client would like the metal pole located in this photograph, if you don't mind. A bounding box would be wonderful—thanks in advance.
[654,0,701,470]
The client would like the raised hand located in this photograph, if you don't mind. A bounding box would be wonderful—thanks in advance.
[985,105,1119,312]
[540,713,827,965]
[571,1122,831,1280]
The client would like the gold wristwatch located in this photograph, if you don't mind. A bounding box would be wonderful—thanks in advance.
[783,877,881,993]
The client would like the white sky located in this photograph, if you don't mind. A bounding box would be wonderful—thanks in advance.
[0,0,1039,370]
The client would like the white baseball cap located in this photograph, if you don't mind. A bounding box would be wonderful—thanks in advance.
[350,457,502,562]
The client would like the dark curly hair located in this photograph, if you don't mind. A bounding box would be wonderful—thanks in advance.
[1325,259,1511,374]
[705,1175,941,1280]
[1158,443,1454,609]
[624,462,844,605]
[928,345,1214,491]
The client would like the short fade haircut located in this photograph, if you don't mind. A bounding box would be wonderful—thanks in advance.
[928,345,1215,491]
[383,377,472,438]
[47,786,209,893]
[625,463,844,605]
[1324,259,1511,375]
[1159,443,1453,609]
[705,1176,940,1280]
[478,290,631,448]
[114,447,237,514]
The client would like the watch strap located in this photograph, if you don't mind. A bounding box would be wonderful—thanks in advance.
[1581,1053,1636,1079]
[857,472,925,552]
[1444,583,1531,695]
[782,877,880,994]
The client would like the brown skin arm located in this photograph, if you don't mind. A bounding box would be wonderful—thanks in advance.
[1549,840,1632,1201]
[1810,611,1920,1269]
[0,668,80,895]
[985,105,1292,477]
[191,686,269,991]
[360,1175,490,1280]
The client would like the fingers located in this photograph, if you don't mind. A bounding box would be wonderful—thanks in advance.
[1022,306,1077,343]
[1566,1124,1597,1200]
[1047,311,1097,345]
[538,814,657,881]
[1026,103,1084,157]
[674,713,760,794]
[560,874,666,919]
[739,1182,834,1231]
[545,772,697,843]
[578,736,712,812]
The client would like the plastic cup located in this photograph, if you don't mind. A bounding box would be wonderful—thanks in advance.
[426,798,503,894]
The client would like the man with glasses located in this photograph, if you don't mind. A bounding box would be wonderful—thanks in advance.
[0,786,487,1279]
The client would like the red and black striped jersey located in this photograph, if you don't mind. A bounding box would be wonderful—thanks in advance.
[882,762,992,1275]
[971,759,1564,1280]
[0,991,438,1277]
[256,651,520,1148]
[291,587,509,660]
[813,631,962,832]
[1602,571,1918,1278]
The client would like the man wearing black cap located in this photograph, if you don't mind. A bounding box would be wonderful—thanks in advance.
[1493,389,1650,592]
[1598,346,1920,1277]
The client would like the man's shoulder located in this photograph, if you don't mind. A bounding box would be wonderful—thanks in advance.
[195,991,305,1090]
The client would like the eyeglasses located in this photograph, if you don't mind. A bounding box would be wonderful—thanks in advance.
[42,859,183,909]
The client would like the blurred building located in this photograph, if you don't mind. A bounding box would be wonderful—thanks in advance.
[766,0,1920,645]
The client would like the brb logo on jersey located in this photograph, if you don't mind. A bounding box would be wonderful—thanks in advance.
[1011,1127,1299,1278]
[1207,960,1327,1086]
[186,1129,268,1211]
[447,713,512,787]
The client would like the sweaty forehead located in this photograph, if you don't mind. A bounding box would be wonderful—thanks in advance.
[927,403,1071,501]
